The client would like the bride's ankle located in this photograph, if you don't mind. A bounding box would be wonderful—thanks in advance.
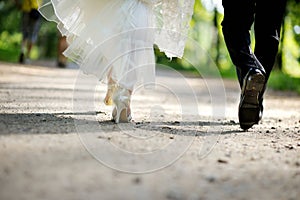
[104,84,117,105]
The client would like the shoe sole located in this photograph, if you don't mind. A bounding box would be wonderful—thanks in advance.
[239,72,265,130]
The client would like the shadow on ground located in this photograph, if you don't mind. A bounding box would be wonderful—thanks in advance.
[0,112,242,135]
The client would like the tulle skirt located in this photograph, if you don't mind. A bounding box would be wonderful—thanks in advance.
[39,0,195,90]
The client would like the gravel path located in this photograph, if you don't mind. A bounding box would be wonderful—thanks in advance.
[0,62,299,200]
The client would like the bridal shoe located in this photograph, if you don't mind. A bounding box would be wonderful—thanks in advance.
[112,87,132,123]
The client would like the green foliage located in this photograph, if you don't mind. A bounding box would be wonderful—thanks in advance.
[0,1,21,61]
[0,0,58,61]
[0,31,22,62]
[282,0,300,77]
[268,70,300,94]
[0,1,21,33]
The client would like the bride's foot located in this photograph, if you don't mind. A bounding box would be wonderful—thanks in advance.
[104,84,116,106]
[112,87,132,123]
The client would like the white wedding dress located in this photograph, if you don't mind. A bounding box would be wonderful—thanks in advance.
[39,0,195,91]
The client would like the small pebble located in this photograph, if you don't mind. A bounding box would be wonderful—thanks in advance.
[284,144,295,150]
[162,126,171,130]
[133,177,141,184]
[276,149,281,153]
[206,175,216,183]
[230,120,236,124]
[217,159,228,164]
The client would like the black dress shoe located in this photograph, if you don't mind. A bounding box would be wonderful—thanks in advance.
[239,68,266,130]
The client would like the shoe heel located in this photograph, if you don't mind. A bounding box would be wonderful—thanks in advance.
[114,102,129,123]
[112,87,131,123]
[244,73,265,106]
[245,73,265,92]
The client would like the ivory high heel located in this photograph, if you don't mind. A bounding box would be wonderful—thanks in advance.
[112,87,132,123]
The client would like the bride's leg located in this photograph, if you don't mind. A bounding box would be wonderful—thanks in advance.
[105,69,133,122]
[104,68,116,105]
[111,2,152,122]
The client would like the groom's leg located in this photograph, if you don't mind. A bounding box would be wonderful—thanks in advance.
[254,0,287,81]
[251,0,287,121]
[221,0,266,130]
[221,0,257,87]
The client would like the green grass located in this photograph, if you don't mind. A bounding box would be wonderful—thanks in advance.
[209,65,300,95]
[268,70,300,94]
[0,48,19,62]
[219,66,237,79]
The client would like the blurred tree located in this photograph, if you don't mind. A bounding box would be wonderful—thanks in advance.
[274,0,299,71]
[0,0,22,61]
[213,7,221,68]
[0,0,21,33]
[279,0,300,76]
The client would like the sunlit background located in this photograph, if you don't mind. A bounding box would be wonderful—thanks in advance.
[0,0,299,92]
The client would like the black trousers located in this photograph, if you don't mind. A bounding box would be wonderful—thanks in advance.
[221,0,287,88]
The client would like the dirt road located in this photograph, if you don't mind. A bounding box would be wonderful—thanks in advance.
[0,62,299,200]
